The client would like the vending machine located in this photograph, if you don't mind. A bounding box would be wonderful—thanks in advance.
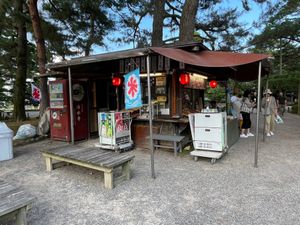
[49,80,88,142]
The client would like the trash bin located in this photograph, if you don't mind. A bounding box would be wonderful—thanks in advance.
[0,122,14,161]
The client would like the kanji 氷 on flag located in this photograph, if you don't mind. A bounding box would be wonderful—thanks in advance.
[31,83,41,102]
[124,68,142,110]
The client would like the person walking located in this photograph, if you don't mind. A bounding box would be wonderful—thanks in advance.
[277,91,287,117]
[261,89,277,136]
[240,90,255,138]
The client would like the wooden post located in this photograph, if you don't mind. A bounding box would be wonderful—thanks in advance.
[45,157,53,172]
[104,171,113,189]
[15,207,27,225]
[122,161,131,180]
[173,141,177,157]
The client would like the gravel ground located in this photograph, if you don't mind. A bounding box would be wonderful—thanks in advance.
[1,113,300,225]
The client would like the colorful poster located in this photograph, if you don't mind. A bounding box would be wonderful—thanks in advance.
[31,83,41,102]
[124,68,142,110]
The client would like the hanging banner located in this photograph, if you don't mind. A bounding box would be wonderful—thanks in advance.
[124,68,142,110]
[31,83,41,102]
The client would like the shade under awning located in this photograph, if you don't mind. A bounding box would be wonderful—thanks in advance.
[150,47,271,81]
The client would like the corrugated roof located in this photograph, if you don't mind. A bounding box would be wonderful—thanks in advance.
[46,45,271,81]
[150,47,271,81]
[150,47,270,67]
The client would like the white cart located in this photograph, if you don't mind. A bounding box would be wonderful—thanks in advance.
[189,112,228,164]
[96,111,133,151]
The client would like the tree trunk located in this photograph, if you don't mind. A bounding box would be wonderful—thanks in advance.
[85,15,95,56]
[151,0,165,46]
[13,0,27,122]
[297,80,300,115]
[178,0,199,44]
[28,0,49,116]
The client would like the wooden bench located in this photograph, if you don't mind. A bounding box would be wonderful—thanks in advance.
[152,134,184,157]
[41,146,134,189]
[0,180,34,225]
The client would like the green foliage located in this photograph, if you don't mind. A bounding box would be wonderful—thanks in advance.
[42,0,117,56]
[250,0,300,73]
[0,0,38,109]
[205,85,226,102]
[262,73,300,93]
[249,0,300,95]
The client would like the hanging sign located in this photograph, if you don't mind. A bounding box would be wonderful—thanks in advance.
[124,68,142,110]
[31,83,41,102]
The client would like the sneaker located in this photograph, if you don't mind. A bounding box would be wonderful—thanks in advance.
[266,133,271,137]
[247,132,254,137]
[240,134,248,138]
[270,131,274,136]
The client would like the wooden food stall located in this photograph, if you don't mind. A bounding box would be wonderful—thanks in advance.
[44,42,270,159]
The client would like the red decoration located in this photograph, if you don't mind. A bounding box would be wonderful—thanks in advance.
[209,80,218,88]
[179,73,190,85]
[112,77,121,87]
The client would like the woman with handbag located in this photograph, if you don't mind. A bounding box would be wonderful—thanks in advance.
[240,90,256,138]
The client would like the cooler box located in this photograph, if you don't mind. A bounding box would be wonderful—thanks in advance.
[0,122,14,161]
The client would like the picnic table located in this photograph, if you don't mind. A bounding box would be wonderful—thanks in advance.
[0,180,34,225]
[41,145,135,189]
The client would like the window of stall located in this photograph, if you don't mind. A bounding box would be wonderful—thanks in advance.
[181,73,207,116]
[140,73,171,116]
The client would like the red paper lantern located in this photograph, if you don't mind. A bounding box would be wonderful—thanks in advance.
[209,80,218,88]
[112,77,121,87]
[179,73,190,85]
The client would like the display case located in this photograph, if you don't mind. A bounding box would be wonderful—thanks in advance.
[97,111,133,151]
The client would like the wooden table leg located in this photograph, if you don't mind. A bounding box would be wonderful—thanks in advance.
[45,157,53,172]
[104,171,113,189]
[173,141,177,157]
[179,142,182,153]
[15,207,27,225]
[122,161,131,180]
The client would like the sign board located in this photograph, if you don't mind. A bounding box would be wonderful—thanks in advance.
[124,69,142,110]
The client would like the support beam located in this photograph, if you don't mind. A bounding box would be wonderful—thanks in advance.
[68,67,74,144]
[147,54,155,179]
[254,61,262,168]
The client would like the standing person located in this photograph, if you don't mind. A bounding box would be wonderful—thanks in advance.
[230,92,241,119]
[251,91,257,113]
[240,90,255,138]
[261,89,277,136]
[277,91,287,117]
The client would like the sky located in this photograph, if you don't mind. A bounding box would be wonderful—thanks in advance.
[91,0,272,55]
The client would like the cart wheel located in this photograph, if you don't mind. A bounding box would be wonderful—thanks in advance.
[194,156,198,162]
[211,158,216,164]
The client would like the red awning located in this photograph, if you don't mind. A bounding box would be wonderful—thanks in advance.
[150,47,271,81]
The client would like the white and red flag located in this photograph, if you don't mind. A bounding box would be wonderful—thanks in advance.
[31,83,41,102]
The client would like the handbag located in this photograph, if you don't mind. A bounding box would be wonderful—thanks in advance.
[275,115,284,124]
[240,102,251,113]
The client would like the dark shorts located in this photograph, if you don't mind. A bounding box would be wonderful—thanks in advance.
[241,112,251,129]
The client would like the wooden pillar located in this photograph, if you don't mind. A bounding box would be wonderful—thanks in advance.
[45,157,53,172]
[15,207,27,225]
[104,171,113,189]
[122,161,131,180]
